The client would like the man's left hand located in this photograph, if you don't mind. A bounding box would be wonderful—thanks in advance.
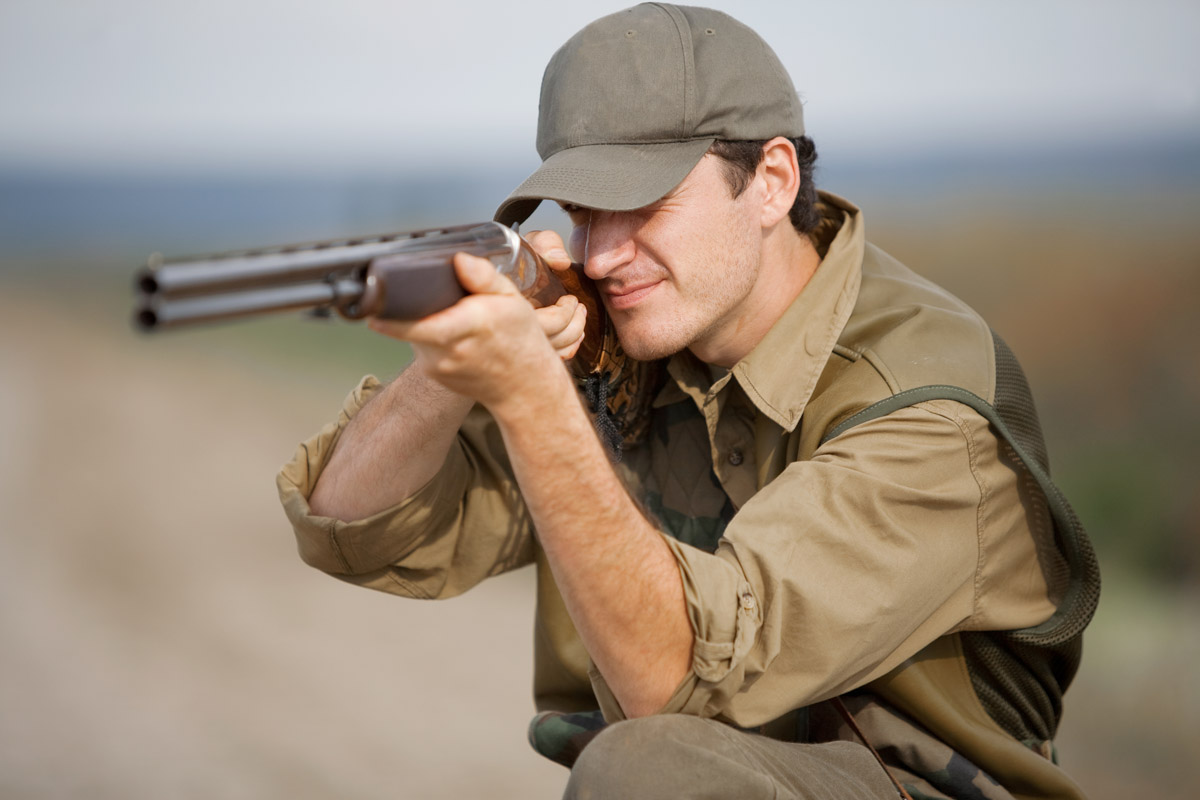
[367,252,570,416]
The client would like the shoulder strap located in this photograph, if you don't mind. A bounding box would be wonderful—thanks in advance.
[818,341,1099,646]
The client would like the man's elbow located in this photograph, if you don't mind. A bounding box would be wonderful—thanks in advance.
[306,475,342,521]
[308,472,377,523]
[616,649,692,719]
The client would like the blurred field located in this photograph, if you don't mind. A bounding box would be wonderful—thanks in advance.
[1,185,1197,798]
[0,285,568,799]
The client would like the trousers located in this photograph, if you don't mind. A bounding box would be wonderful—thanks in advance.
[562,714,900,800]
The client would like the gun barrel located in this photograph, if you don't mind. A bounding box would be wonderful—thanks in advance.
[141,243,385,298]
[137,278,365,331]
[139,223,514,298]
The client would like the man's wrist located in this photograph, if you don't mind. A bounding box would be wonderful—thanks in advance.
[486,355,580,432]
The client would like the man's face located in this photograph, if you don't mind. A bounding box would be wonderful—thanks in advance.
[562,154,763,364]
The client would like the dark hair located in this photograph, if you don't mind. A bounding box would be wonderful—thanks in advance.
[707,136,820,235]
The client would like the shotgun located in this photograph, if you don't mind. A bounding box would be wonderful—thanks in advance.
[134,221,607,366]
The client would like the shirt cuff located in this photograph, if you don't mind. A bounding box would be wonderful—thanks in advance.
[588,534,763,722]
[275,374,469,576]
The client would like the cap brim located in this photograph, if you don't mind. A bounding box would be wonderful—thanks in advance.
[494,138,715,227]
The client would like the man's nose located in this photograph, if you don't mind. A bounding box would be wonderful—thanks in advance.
[572,212,636,280]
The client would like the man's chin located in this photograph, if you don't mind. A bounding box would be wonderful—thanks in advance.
[612,321,686,362]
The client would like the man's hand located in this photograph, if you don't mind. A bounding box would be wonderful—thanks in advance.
[526,230,590,361]
[311,237,583,522]
[367,235,587,411]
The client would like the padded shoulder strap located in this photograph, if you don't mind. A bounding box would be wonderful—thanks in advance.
[819,370,1099,647]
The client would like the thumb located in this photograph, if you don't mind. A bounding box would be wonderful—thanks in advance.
[454,252,519,296]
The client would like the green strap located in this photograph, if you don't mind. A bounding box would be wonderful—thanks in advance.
[819,384,1097,645]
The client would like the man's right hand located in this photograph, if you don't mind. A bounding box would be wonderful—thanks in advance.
[525,229,589,362]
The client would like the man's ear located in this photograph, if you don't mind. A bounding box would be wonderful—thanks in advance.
[756,137,800,229]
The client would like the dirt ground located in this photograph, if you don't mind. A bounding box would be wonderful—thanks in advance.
[0,285,567,799]
[0,282,1195,799]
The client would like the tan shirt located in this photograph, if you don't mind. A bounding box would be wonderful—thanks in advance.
[277,193,1062,731]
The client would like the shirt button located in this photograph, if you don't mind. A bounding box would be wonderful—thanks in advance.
[727,448,744,466]
[740,593,756,611]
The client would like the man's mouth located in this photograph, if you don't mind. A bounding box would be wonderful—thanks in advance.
[603,280,662,311]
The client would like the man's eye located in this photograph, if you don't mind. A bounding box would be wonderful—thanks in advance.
[560,203,583,215]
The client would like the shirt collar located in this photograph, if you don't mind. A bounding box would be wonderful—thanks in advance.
[654,191,865,431]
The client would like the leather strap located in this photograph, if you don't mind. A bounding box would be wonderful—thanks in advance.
[831,697,915,800]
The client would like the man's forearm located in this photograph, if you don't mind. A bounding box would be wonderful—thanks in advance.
[308,361,474,521]
[490,362,693,718]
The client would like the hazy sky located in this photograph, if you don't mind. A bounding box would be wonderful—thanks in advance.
[1,0,1196,175]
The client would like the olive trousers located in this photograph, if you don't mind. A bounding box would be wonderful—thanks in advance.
[563,714,899,800]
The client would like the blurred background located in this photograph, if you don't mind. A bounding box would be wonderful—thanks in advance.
[1,1,1197,797]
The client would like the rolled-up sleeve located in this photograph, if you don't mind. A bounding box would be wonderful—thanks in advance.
[276,375,536,599]
[592,399,1055,726]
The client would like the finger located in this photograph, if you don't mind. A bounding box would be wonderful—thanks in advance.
[536,293,579,337]
[556,336,583,361]
[547,301,588,355]
[367,316,419,342]
[524,229,572,271]
[454,252,519,296]
[368,298,485,346]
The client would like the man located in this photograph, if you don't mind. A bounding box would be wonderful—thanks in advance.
[278,4,1098,798]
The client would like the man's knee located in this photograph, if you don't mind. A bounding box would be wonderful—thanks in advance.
[563,715,772,800]
[566,716,685,799]
[563,715,899,800]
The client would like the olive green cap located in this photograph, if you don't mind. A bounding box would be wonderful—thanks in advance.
[494,3,805,227]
